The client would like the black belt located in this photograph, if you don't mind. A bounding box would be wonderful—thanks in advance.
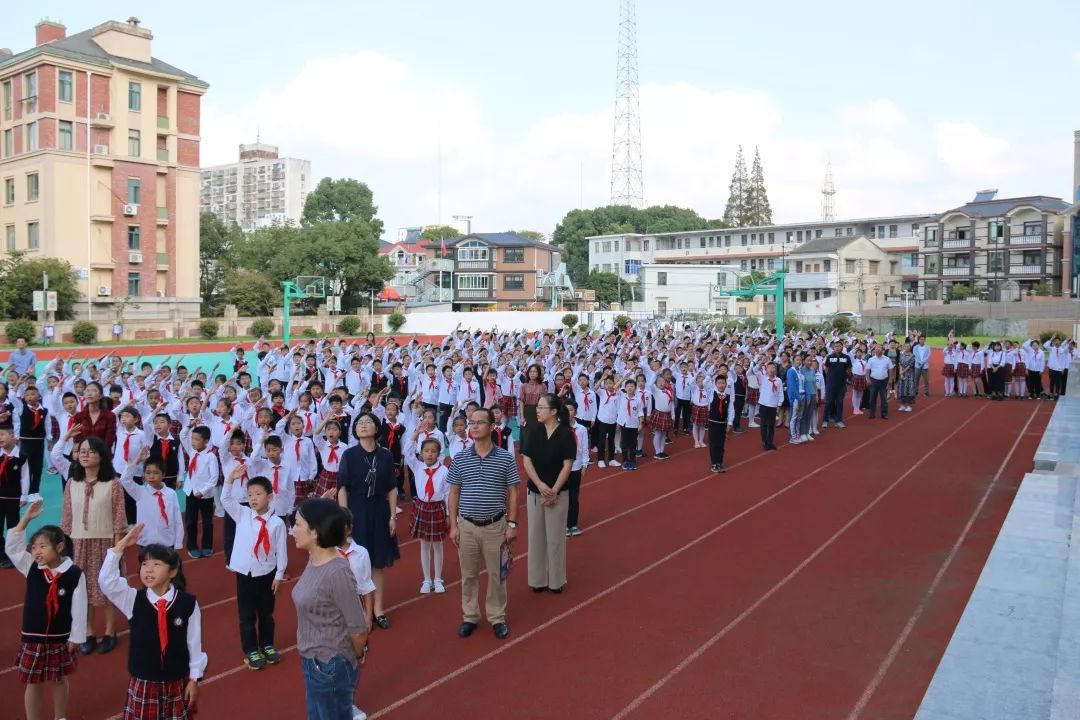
[461,512,505,527]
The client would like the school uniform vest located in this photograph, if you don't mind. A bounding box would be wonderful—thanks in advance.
[708,391,729,423]
[128,589,197,682]
[380,421,404,460]
[370,372,389,393]
[0,451,28,499]
[19,404,48,440]
[149,435,182,478]
[389,376,409,401]
[22,565,83,642]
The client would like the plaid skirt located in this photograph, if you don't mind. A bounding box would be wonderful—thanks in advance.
[498,397,518,417]
[746,387,760,405]
[314,468,338,498]
[690,405,710,426]
[294,479,315,506]
[1013,362,1027,379]
[15,641,76,684]
[410,499,448,542]
[851,375,867,392]
[122,677,192,720]
[649,410,673,432]
[957,363,970,378]
[942,364,956,378]
[75,538,118,607]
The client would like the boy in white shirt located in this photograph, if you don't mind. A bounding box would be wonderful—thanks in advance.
[616,380,645,471]
[222,467,288,671]
[565,400,590,537]
[180,425,220,559]
[250,435,298,521]
[338,507,376,720]
[118,448,184,549]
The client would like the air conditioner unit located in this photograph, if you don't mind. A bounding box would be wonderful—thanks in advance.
[97,286,110,297]
[128,252,143,264]
[94,112,111,121]
[122,204,138,216]
[92,144,109,155]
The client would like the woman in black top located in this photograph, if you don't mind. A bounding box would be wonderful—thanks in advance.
[521,394,575,593]
[337,412,399,629]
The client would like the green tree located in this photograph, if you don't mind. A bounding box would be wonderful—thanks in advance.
[199,212,242,316]
[0,253,80,319]
[514,230,546,242]
[301,178,384,238]
[584,270,633,305]
[419,225,461,244]
[744,147,773,226]
[222,269,281,316]
[723,145,749,227]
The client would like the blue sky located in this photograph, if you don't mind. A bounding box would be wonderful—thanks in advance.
[9,1,1080,237]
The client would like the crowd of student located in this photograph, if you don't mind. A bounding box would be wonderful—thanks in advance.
[0,323,1075,720]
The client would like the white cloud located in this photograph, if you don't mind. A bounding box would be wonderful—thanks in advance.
[200,51,1039,238]
[839,100,906,131]
[934,122,1012,179]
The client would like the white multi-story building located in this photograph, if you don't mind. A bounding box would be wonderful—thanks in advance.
[640,264,741,317]
[200,142,310,231]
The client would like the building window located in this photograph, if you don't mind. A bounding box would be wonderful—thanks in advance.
[27,222,39,250]
[740,234,747,245]
[26,122,38,151]
[58,120,74,151]
[657,271,668,286]
[795,261,804,272]
[624,259,641,275]
[3,129,11,157]
[504,247,524,263]
[740,259,747,270]
[766,258,775,269]
[602,241,611,253]
[613,240,620,252]
[127,179,141,205]
[816,229,823,238]
[814,291,820,300]
[503,273,524,290]
[926,255,939,273]
[834,228,843,237]
[800,290,808,302]
[768,232,775,242]
[925,226,938,246]
[128,129,141,157]
[1023,221,1042,237]
[1022,250,1042,266]
[988,251,1004,272]
[4,225,14,251]
[3,178,13,205]
[796,230,803,242]
[824,289,832,298]
[456,240,489,262]
[24,72,37,114]
[868,260,879,274]
[1,80,11,120]
[890,261,898,275]
[889,224,898,238]
[128,82,142,111]
[988,220,1004,242]
[127,225,141,251]
[593,242,600,254]
[823,259,831,272]
[26,173,39,201]
[128,271,141,296]
[700,237,706,248]
[58,70,73,103]
[643,239,649,251]
[847,227,853,236]
[456,274,490,290]
[845,259,856,273]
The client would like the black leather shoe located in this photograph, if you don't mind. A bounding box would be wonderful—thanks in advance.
[373,615,390,630]
[531,586,546,593]
[550,586,564,595]
[98,634,118,654]
[457,622,477,638]
[493,622,510,640]
[79,637,97,655]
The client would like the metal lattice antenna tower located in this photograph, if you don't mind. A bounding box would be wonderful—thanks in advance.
[821,161,837,222]
[610,0,644,208]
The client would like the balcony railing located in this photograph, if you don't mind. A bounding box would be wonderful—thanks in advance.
[941,239,971,249]
[941,266,971,276]
[1009,234,1043,245]
[456,289,493,300]
[455,259,491,271]
[1009,264,1043,275]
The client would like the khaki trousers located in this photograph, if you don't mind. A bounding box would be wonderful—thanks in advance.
[527,491,569,590]
[458,517,508,625]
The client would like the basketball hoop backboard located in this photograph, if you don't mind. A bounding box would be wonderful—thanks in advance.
[295,276,326,299]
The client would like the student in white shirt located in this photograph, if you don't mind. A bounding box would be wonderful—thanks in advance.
[250,435,298,520]
[179,425,220,559]
[594,376,621,468]
[222,467,288,670]
[648,376,676,460]
[118,449,184,550]
[865,346,895,420]
[113,406,150,526]
[219,432,253,561]
[280,414,318,509]
[337,508,376,720]
[404,436,449,594]
[616,379,644,470]
[565,400,590,537]
[754,361,783,451]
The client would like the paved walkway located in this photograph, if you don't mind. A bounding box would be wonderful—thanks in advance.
[916,364,1080,720]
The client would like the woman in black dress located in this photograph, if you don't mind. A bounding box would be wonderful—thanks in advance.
[337,412,400,629]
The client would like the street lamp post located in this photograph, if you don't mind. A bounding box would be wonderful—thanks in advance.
[901,289,913,338]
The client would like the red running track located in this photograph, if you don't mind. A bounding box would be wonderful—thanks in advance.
[0,393,1052,720]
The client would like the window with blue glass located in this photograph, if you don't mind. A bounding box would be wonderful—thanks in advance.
[624,259,641,275]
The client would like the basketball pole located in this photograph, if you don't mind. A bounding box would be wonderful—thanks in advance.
[281,280,299,344]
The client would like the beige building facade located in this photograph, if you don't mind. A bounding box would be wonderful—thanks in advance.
[0,18,207,319]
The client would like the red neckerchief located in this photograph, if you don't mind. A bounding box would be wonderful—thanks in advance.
[253,515,271,559]
[42,566,63,633]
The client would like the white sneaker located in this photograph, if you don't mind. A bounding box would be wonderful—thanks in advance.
[802,434,813,442]
[790,437,802,445]
[420,580,433,594]
[597,460,607,468]
[609,459,621,467]
[433,579,446,593]
[353,707,368,720]
[748,421,760,428]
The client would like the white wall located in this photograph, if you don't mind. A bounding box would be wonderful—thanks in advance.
[383,310,628,336]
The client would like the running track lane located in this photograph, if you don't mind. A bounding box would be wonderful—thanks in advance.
[355,398,1044,719]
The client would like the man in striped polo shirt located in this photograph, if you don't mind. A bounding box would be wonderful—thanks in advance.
[448,407,520,640]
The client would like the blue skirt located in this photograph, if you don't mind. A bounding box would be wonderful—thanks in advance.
[351,495,400,569]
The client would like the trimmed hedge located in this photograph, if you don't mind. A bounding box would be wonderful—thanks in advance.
[198,320,219,339]
[4,319,36,345]
[249,318,275,337]
[337,316,362,335]
[71,321,98,344]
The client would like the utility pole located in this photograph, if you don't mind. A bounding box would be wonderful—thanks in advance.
[902,289,913,338]
[610,0,644,208]
[856,258,865,314]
